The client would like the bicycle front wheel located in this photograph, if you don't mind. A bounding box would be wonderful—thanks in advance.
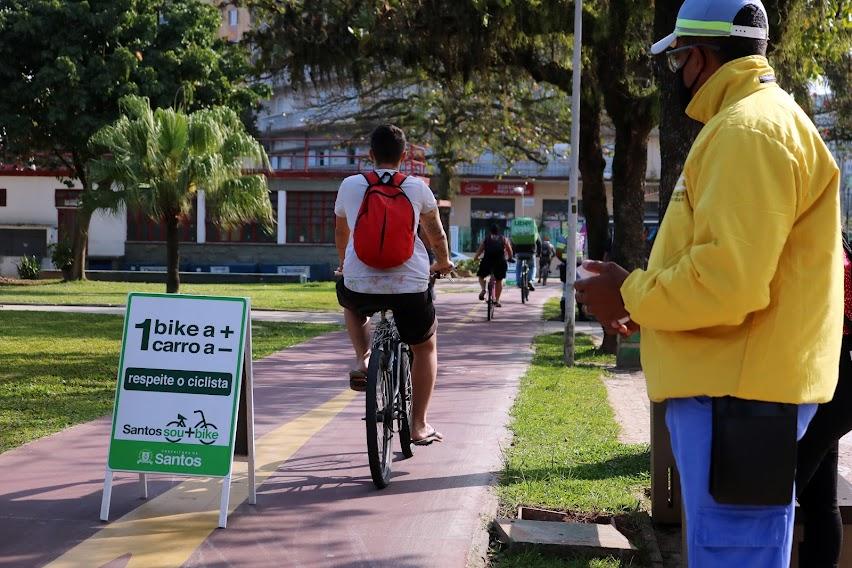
[366,348,393,489]
[397,347,414,459]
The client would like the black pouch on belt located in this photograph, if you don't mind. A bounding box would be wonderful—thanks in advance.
[710,396,799,506]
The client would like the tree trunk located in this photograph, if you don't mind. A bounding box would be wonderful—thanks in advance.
[69,152,92,281]
[433,162,455,235]
[165,213,181,294]
[70,206,92,280]
[578,67,609,261]
[654,0,702,218]
[610,122,653,271]
[597,0,657,272]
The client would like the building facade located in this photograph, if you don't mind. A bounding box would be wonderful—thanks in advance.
[0,3,665,278]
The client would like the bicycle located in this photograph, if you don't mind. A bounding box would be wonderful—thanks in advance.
[486,274,497,321]
[519,258,530,304]
[540,257,551,286]
[364,275,439,489]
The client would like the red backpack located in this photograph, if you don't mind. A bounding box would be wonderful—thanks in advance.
[353,171,416,269]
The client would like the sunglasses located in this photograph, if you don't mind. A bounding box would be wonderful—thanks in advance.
[665,44,721,73]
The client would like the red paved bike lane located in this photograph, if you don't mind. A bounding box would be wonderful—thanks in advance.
[0,285,559,568]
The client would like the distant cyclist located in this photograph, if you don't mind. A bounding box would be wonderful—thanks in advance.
[474,224,512,307]
[538,234,556,284]
[511,217,539,292]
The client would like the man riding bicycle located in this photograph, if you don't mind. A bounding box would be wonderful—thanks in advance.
[511,217,539,293]
[538,234,556,285]
[334,125,453,446]
[474,224,513,307]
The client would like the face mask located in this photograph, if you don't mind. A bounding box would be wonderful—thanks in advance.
[675,48,702,114]
[675,66,694,114]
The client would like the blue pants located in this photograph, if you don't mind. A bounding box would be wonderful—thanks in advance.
[515,254,536,285]
[666,397,817,567]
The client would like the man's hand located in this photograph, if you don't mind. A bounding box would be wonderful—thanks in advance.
[574,261,631,328]
[431,260,455,276]
[615,319,640,337]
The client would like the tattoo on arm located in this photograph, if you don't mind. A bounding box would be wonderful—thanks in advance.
[421,210,449,261]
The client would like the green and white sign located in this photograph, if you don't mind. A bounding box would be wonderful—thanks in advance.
[101,292,257,528]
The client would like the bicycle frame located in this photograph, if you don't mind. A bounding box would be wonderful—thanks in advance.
[519,258,530,303]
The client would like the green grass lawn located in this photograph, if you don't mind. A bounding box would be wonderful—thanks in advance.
[0,280,339,312]
[543,297,562,321]
[493,332,650,568]
[0,312,340,453]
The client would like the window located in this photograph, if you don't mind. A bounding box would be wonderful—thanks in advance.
[315,150,326,167]
[127,205,197,242]
[347,147,357,166]
[55,188,82,208]
[287,191,336,244]
[0,229,46,257]
[206,192,277,243]
[543,199,570,222]
[0,188,6,207]
[228,8,238,27]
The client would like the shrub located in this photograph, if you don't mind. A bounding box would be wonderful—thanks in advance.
[17,255,41,280]
[48,240,74,270]
[454,258,480,277]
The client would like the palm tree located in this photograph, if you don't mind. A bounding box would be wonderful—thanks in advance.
[89,96,273,293]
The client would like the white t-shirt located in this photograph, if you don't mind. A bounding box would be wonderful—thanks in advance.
[334,169,438,294]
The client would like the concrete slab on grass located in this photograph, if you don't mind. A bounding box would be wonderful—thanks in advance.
[495,518,635,559]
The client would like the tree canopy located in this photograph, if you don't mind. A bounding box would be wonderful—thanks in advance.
[89,95,273,293]
[0,0,269,278]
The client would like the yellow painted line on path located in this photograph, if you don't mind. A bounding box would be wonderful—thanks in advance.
[46,389,357,568]
[446,303,483,333]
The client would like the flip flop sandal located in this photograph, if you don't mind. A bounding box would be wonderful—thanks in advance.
[349,370,367,392]
[412,428,444,446]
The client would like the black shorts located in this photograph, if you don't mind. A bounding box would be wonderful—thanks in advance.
[336,280,437,345]
[477,256,508,280]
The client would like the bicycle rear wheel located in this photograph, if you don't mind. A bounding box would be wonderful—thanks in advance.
[397,347,414,459]
[521,272,529,304]
[366,348,393,488]
[487,278,495,321]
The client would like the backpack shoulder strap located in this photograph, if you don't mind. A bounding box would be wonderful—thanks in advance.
[390,172,408,187]
[363,171,381,186]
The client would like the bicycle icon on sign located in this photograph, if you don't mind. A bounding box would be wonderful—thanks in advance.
[164,410,218,445]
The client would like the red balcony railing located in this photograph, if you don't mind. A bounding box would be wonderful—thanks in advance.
[258,137,428,177]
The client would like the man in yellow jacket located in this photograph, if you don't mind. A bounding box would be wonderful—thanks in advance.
[575,0,842,565]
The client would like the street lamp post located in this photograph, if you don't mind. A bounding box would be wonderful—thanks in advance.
[513,185,526,217]
[563,0,583,366]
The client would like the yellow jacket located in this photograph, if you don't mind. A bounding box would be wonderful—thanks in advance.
[622,56,842,404]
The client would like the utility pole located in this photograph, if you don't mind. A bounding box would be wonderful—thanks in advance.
[563,0,583,365]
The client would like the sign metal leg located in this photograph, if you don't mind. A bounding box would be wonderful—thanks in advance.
[218,474,232,528]
[100,468,114,522]
[139,473,148,499]
[244,321,257,506]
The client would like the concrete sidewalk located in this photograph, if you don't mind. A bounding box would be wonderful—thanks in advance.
[0,303,344,324]
[0,286,560,567]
